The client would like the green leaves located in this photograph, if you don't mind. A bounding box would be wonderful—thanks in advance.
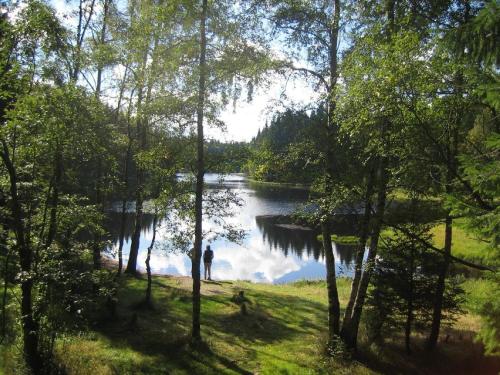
[453,0,500,67]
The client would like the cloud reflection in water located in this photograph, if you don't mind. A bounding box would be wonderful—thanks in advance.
[108,174,359,283]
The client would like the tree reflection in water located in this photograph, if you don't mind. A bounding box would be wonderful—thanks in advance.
[101,174,365,281]
[255,215,359,267]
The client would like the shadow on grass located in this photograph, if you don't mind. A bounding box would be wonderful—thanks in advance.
[355,328,500,375]
[202,280,224,286]
[88,275,329,374]
[58,273,500,374]
[188,342,253,375]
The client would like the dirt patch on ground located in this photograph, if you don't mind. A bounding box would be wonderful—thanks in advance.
[167,276,230,296]
[103,257,229,296]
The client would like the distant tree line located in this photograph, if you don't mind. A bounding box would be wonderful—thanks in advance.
[205,140,251,173]
[247,108,327,183]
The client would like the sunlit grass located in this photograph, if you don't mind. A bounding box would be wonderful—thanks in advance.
[388,189,440,202]
[379,219,490,263]
[46,273,496,375]
[317,234,360,245]
[430,219,492,262]
[52,276,364,374]
[461,278,496,314]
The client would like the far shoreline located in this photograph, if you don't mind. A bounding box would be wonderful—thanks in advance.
[246,177,311,190]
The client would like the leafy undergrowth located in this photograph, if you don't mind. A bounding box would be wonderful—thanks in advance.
[48,274,500,375]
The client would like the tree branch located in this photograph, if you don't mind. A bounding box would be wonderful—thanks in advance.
[386,221,496,272]
[284,63,329,91]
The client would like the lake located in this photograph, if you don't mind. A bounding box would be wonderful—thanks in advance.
[105,173,360,283]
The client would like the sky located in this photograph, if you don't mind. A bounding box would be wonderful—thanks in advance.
[215,77,320,142]
[47,0,320,143]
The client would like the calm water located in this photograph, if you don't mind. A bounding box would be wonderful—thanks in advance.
[105,174,359,283]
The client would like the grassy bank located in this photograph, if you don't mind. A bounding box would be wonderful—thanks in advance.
[32,274,498,375]
[321,219,491,259]
[247,178,311,190]
[377,218,493,265]
[2,217,497,374]
[317,234,360,245]
[430,218,493,263]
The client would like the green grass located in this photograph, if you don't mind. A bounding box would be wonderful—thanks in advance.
[430,219,493,262]
[317,234,360,245]
[247,178,310,190]
[53,277,354,375]
[387,189,440,202]
[379,219,491,263]
[47,274,498,375]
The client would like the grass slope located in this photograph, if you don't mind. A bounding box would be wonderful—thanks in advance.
[430,219,493,262]
[52,275,499,375]
[316,234,360,245]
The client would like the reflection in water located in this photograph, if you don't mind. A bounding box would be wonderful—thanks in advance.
[105,212,157,246]
[255,216,359,267]
[104,174,363,283]
[248,183,310,203]
[256,216,322,260]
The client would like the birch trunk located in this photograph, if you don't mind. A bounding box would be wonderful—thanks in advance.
[191,0,208,342]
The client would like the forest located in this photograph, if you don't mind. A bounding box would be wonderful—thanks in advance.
[0,0,499,374]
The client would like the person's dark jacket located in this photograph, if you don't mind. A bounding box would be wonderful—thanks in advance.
[203,249,214,263]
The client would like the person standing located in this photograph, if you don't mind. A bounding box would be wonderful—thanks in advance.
[203,245,214,280]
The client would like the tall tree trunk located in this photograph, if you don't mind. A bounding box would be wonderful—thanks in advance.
[322,223,340,343]
[117,200,127,275]
[320,0,341,349]
[405,243,414,355]
[72,0,96,82]
[341,167,374,335]
[125,86,145,275]
[125,54,148,275]
[145,212,158,307]
[72,0,84,81]
[343,159,388,350]
[192,0,208,343]
[0,142,41,373]
[117,151,130,276]
[341,0,395,351]
[92,158,102,270]
[91,0,110,269]
[95,0,110,97]
[427,63,461,352]
[427,213,452,350]
[125,33,158,275]
[116,73,133,276]
[21,279,40,372]
[46,145,63,248]
[117,151,130,275]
